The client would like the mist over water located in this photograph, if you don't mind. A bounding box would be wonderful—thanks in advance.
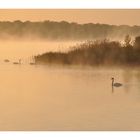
[0,40,140,130]
[0,40,82,62]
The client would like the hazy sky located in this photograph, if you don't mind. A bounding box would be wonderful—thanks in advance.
[0,9,140,25]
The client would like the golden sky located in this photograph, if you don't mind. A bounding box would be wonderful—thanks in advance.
[0,9,140,25]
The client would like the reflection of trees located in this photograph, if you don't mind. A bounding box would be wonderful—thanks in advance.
[134,70,140,83]
[133,69,140,95]
[122,69,134,93]
[122,68,140,93]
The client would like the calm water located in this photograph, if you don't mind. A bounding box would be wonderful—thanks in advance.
[0,41,140,130]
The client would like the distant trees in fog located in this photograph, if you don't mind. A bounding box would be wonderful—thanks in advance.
[0,20,140,40]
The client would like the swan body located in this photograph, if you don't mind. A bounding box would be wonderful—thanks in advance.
[113,83,122,87]
[111,77,122,87]
[13,59,21,65]
[29,62,36,65]
[4,59,10,62]
[13,62,19,64]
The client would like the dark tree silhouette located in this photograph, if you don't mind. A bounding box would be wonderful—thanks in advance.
[134,36,140,49]
[124,34,131,47]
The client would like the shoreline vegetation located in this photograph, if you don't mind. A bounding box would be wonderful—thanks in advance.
[34,35,140,66]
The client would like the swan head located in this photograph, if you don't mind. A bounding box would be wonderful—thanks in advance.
[111,77,114,81]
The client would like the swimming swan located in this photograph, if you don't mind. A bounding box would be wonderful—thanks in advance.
[13,59,21,64]
[111,77,122,87]
[4,59,10,62]
[29,62,36,65]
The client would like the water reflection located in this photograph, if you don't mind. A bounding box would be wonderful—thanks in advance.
[121,67,140,96]
[112,85,114,93]
[122,68,134,93]
[0,64,140,130]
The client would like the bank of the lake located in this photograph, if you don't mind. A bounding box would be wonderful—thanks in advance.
[34,36,140,66]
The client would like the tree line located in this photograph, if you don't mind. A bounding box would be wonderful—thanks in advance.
[0,20,140,40]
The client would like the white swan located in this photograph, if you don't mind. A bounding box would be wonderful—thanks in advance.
[4,59,10,62]
[13,59,21,65]
[29,62,36,65]
[111,77,122,87]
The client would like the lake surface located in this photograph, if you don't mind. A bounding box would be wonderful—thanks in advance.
[0,41,140,130]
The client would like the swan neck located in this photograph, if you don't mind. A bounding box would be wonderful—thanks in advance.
[112,79,114,86]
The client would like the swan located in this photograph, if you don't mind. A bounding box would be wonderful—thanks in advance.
[111,77,122,87]
[13,59,21,65]
[4,59,10,62]
[29,62,36,65]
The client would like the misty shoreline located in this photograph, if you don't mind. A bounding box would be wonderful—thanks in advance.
[34,36,140,66]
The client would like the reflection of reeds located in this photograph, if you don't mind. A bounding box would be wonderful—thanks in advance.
[34,37,140,66]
